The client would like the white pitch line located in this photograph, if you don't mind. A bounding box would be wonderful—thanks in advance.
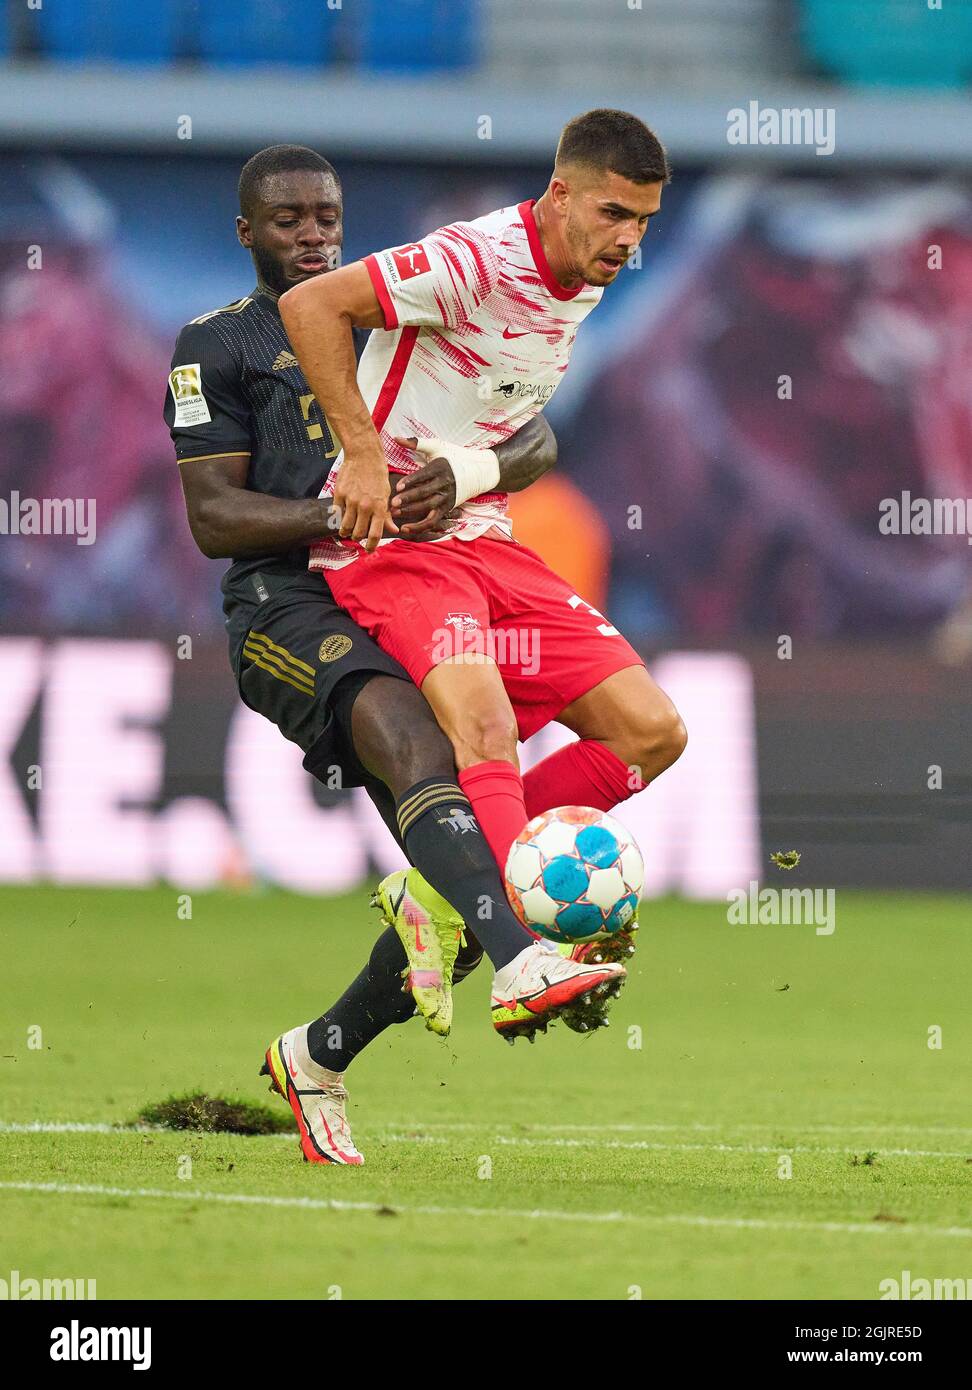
[2,1121,968,1160]
[1,1180,971,1241]
[0,1121,128,1134]
[382,1133,970,1160]
[384,1120,972,1137]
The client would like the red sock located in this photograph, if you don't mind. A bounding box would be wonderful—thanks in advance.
[457,760,528,873]
[522,739,645,820]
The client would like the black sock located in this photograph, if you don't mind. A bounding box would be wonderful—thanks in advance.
[306,924,486,1071]
[307,927,415,1071]
[396,778,532,971]
[454,929,484,982]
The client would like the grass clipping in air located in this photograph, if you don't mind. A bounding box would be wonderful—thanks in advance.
[135,1092,291,1136]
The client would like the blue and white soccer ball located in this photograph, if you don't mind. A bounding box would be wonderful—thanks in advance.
[504,806,644,943]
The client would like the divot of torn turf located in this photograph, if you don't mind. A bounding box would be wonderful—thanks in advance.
[134,1093,291,1136]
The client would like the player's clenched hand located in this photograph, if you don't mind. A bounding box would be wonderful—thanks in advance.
[390,435,458,537]
[332,447,396,553]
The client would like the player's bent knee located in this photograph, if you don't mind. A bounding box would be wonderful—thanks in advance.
[651,709,688,772]
[451,708,519,769]
[629,706,687,780]
[667,713,689,764]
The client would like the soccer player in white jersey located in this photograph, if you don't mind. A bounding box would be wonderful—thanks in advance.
[281,111,687,1032]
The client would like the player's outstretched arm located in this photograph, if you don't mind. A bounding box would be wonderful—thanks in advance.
[390,415,558,536]
[179,456,446,557]
[179,454,338,560]
[167,320,343,559]
[279,262,392,553]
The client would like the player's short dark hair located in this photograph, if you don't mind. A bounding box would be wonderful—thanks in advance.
[556,109,671,186]
[238,145,340,219]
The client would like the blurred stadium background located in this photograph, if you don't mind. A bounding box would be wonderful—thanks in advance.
[1,0,971,901]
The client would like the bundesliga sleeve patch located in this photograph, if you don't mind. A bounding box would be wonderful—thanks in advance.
[390,243,432,281]
[168,363,212,427]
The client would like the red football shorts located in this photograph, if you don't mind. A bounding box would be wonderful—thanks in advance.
[324,532,644,741]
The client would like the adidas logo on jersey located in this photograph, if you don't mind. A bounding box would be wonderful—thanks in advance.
[272,350,299,371]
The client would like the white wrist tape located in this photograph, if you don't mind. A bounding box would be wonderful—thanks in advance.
[414,436,501,507]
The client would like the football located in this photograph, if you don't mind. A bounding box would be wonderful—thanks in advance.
[504,806,644,943]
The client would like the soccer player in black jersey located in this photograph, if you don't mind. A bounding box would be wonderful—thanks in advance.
[166,146,620,1165]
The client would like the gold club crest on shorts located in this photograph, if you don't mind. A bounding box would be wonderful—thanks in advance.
[319,634,353,662]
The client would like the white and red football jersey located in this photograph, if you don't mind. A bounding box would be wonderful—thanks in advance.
[309,199,602,570]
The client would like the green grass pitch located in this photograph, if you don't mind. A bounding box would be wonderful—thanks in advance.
[1,884,970,1300]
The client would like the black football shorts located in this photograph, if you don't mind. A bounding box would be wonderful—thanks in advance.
[228,570,412,787]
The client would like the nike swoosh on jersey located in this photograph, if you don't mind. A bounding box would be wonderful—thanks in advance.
[502,327,530,339]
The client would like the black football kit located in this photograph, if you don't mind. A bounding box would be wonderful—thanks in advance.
[164,288,408,784]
